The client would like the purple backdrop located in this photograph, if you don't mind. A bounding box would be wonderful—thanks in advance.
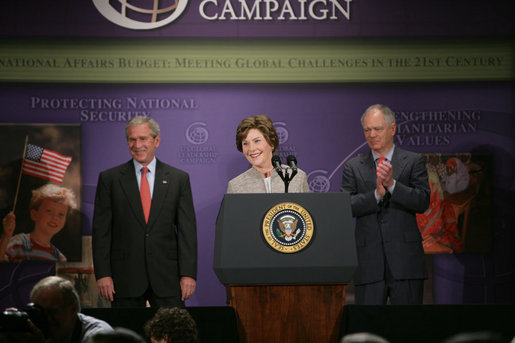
[1,0,514,307]
[1,83,514,305]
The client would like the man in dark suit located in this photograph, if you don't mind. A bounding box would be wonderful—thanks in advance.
[92,116,197,308]
[341,104,430,305]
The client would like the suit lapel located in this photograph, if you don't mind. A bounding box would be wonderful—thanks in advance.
[391,147,408,180]
[148,160,170,228]
[357,152,377,187]
[119,161,147,227]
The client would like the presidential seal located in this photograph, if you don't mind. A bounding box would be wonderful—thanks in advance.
[262,202,314,253]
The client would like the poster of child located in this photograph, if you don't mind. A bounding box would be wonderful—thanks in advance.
[0,124,82,262]
[1,183,78,262]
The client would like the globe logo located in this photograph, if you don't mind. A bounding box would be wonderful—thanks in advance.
[273,122,289,144]
[307,170,331,193]
[185,122,209,145]
[92,0,189,30]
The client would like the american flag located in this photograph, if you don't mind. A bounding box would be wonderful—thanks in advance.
[22,144,72,184]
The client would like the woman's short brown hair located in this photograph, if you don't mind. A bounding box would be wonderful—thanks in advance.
[235,115,279,154]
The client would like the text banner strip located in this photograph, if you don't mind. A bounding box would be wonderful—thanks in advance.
[1,38,513,83]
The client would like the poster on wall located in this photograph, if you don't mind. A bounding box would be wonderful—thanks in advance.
[418,152,492,254]
[0,124,82,263]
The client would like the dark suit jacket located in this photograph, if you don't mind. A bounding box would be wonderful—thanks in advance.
[340,147,430,285]
[92,159,197,298]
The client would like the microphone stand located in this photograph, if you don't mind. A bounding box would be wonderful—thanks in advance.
[274,168,291,193]
[283,167,297,193]
[284,155,298,193]
[284,173,290,193]
[272,155,297,193]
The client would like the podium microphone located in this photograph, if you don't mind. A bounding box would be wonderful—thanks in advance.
[286,155,298,183]
[286,155,298,173]
[271,155,284,179]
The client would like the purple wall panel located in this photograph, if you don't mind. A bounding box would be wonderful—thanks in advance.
[1,83,514,305]
[1,0,514,307]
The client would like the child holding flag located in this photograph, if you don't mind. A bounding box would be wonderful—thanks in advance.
[1,183,77,262]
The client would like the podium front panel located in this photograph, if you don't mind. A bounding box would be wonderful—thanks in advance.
[214,192,357,284]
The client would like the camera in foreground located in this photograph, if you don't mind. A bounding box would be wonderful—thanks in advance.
[0,303,48,336]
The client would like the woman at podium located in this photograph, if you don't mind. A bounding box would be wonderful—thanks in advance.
[227,115,310,193]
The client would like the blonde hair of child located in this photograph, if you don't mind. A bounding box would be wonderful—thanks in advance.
[29,184,78,212]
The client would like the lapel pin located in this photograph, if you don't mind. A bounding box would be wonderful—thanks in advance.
[162,180,168,184]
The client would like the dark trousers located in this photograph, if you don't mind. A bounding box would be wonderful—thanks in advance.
[112,285,184,308]
[354,263,424,305]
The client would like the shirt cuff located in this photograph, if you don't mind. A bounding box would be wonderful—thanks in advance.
[374,189,381,203]
[388,179,396,194]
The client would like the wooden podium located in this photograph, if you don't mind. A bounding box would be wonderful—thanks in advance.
[215,193,357,343]
[227,284,346,343]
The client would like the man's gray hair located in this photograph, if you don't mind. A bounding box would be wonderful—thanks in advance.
[125,116,160,139]
[361,104,396,126]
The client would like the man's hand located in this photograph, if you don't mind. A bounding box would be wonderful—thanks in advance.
[376,175,386,198]
[180,276,196,301]
[376,160,394,189]
[97,276,115,302]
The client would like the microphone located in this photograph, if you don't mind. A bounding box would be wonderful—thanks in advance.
[286,155,298,183]
[286,155,298,173]
[271,155,284,179]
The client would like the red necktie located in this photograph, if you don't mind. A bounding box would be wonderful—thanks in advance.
[140,167,151,223]
[376,157,386,172]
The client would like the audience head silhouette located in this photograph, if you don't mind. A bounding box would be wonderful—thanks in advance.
[144,307,199,343]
